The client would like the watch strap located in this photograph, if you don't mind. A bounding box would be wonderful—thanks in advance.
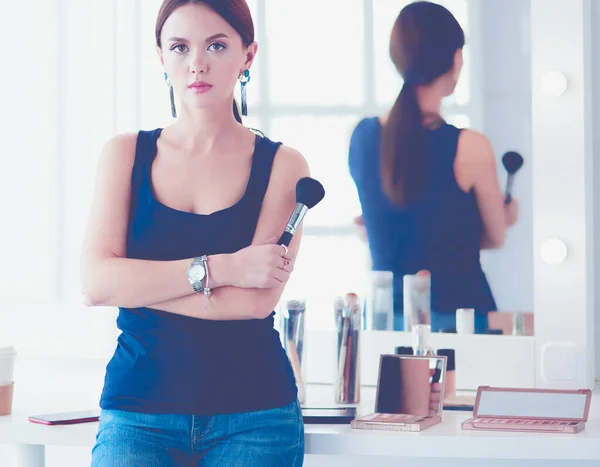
[199,255,211,307]
[189,256,208,295]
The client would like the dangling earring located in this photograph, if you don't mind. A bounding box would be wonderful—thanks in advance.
[239,69,250,116]
[163,72,177,118]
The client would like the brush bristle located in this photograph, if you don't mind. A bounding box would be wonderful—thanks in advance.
[296,177,325,209]
[502,151,524,174]
[287,299,305,311]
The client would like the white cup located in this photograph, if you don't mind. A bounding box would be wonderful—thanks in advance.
[456,309,475,335]
[0,345,16,386]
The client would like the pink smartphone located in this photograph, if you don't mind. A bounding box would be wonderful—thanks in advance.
[28,409,100,426]
[462,386,592,434]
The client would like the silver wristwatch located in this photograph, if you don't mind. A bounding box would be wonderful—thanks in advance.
[186,256,210,298]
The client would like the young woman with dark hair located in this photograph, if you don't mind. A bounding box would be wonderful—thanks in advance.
[83,1,307,464]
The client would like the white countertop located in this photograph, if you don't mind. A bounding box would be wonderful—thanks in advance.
[1,356,599,461]
[304,412,600,461]
[3,409,599,461]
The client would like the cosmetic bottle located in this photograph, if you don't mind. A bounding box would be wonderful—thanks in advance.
[436,349,456,396]
[395,346,414,355]
[412,324,434,356]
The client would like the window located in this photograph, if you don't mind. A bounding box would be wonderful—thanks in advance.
[264,0,365,107]
[0,0,52,301]
[269,116,361,227]
[0,0,121,358]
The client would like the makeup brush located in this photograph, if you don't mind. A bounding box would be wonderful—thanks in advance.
[502,151,524,204]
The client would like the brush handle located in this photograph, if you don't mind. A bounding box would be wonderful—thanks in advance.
[335,319,349,402]
[504,174,515,204]
[278,231,293,247]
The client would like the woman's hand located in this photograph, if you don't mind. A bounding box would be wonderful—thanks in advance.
[429,368,443,414]
[353,215,368,243]
[230,236,296,289]
[504,198,519,227]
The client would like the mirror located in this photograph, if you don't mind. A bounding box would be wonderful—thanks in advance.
[276,0,534,337]
[475,388,590,420]
[375,355,445,418]
[350,354,446,432]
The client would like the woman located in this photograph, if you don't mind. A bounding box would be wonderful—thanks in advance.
[82,1,308,465]
[349,1,518,334]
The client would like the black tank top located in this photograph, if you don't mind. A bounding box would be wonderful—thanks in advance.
[99,129,297,415]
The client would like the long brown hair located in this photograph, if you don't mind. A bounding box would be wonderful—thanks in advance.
[381,1,465,206]
[155,0,254,124]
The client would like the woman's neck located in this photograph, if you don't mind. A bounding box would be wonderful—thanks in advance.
[380,85,444,127]
[416,85,443,120]
[169,101,245,153]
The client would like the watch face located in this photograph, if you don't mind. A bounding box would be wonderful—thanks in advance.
[188,264,206,282]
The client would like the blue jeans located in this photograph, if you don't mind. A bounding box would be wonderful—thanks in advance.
[91,400,304,467]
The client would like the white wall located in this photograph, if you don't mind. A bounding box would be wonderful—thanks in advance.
[0,0,121,360]
[592,0,600,381]
[478,0,534,313]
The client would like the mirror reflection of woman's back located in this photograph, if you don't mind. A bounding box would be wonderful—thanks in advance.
[349,1,518,334]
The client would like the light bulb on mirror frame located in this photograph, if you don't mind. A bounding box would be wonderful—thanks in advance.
[541,71,568,97]
[540,238,568,265]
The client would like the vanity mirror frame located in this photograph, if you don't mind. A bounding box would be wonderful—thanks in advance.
[530,0,595,390]
[305,0,596,392]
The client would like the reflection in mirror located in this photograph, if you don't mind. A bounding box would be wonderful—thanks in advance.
[350,354,446,432]
[343,0,533,336]
[376,355,445,418]
[351,1,483,332]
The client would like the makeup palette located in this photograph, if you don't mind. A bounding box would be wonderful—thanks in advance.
[462,386,592,434]
[351,354,447,432]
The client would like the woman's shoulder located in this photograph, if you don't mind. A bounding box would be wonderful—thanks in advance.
[97,132,140,170]
[349,116,380,153]
[271,144,310,179]
[456,128,494,160]
[454,128,496,191]
[101,129,161,157]
[261,143,310,208]
[103,132,139,151]
[348,117,381,177]
[95,129,164,180]
[352,116,380,137]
